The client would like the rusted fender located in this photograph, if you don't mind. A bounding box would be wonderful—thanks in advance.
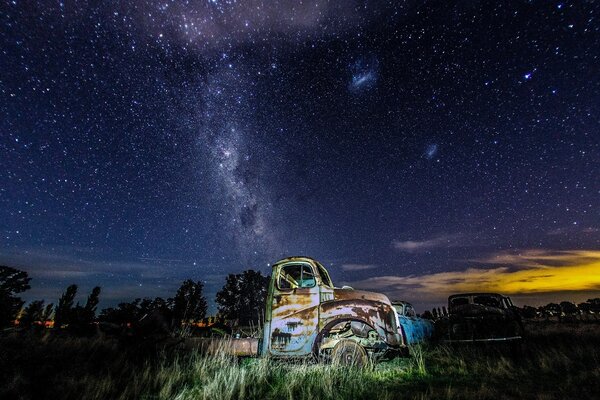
[320,297,402,348]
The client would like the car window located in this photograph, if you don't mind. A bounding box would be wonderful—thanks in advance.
[278,264,315,290]
[392,304,405,315]
[450,297,469,307]
[474,295,501,308]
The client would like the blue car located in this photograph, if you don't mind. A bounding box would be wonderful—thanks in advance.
[392,301,434,345]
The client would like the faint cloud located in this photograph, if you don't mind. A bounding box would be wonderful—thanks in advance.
[392,233,464,253]
[583,227,600,234]
[0,247,190,308]
[28,270,99,279]
[349,249,600,304]
[340,264,378,271]
[547,226,599,236]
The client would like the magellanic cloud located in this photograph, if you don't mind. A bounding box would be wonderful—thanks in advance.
[350,250,600,303]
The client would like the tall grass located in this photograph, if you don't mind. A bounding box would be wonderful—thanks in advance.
[2,322,600,400]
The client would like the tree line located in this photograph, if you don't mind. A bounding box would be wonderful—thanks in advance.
[0,265,269,333]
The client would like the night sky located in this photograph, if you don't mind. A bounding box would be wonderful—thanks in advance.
[1,1,599,312]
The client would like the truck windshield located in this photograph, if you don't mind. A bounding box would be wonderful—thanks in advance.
[316,262,333,287]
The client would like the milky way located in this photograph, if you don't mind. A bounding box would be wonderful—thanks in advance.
[199,63,276,261]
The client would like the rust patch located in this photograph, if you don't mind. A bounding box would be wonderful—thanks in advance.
[271,328,292,348]
[286,321,303,331]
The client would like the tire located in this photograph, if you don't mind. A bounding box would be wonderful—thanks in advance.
[330,339,369,368]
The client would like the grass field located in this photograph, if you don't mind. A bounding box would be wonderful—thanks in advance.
[1,322,599,400]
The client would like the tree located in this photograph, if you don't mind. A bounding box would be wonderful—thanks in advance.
[587,298,600,313]
[99,297,174,337]
[20,300,53,330]
[520,305,538,319]
[54,284,77,328]
[172,280,207,325]
[42,302,54,323]
[421,310,434,320]
[20,300,45,329]
[216,270,269,326]
[0,266,31,328]
[99,297,173,326]
[100,300,141,326]
[83,286,101,322]
[560,301,578,315]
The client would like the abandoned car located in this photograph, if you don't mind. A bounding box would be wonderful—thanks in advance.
[216,256,432,365]
[392,301,434,345]
[441,293,524,342]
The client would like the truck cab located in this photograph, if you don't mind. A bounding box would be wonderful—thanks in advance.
[261,256,404,365]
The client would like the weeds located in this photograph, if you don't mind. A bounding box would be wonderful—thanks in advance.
[1,322,600,400]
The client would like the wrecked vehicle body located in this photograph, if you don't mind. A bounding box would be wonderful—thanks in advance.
[211,256,406,365]
[392,301,434,345]
[263,256,404,365]
[442,293,524,343]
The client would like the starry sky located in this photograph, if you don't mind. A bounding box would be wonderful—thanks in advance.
[1,1,599,312]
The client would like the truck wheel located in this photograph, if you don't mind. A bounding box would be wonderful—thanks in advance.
[331,339,368,368]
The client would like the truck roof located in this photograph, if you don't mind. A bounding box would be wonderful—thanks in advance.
[272,256,318,266]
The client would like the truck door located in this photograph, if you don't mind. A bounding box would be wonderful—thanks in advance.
[269,262,320,356]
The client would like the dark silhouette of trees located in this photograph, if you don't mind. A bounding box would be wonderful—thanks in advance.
[99,297,173,326]
[560,301,578,315]
[216,270,269,326]
[42,302,54,323]
[520,305,538,319]
[587,298,600,312]
[577,298,600,314]
[53,285,102,334]
[0,266,31,328]
[81,286,101,323]
[54,284,77,328]
[172,280,207,325]
[20,300,53,330]
[421,310,434,320]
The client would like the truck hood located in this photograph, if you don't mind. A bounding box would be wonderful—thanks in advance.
[333,288,392,306]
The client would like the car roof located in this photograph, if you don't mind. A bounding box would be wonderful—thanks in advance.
[448,293,505,299]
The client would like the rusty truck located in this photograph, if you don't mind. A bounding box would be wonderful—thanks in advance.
[440,292,524,343]
[211,256,430,366]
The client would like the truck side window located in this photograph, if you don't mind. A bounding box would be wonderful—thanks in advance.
[278,264,315,290]
[316,262,333,287]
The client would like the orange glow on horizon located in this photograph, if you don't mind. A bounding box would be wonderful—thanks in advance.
[351,250,600,300]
